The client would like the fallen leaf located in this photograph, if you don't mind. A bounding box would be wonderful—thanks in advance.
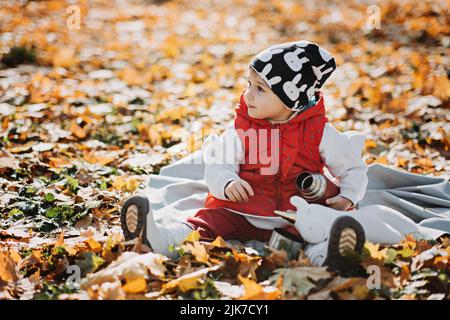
[123,277,147,294]
[52,47,77,68]
[238,274,281,300]
[365,242,388,260]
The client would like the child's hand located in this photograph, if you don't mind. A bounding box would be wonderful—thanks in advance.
[224,180,254,202]
[325,195,353,211]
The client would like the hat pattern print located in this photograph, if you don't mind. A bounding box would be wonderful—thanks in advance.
[250,41,336,112]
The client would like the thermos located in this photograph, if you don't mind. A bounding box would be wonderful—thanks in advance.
[295,171,341,206]
[268,227,304,260]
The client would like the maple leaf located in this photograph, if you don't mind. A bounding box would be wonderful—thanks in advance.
[364,241,388,261]
[238,274,281,300]
[181,242,210,265]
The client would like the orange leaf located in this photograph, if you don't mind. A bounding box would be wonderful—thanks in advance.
[49,157,72,168]
[52,47,77,68]
[123,277,147,294]
[374,156,388,165]
[365,140,377,150]
[70,120,87,139]
[238,275,281,300]
[0,250,20,282]
[83,150,115,166]
[400,265,411,283]
[85,238,102,253]
[397,156,408,168]
[55,231,65,246]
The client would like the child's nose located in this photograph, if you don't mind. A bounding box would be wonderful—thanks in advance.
[245,88,254,101]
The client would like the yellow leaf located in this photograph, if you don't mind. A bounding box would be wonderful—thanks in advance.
[364,241,387,260]
[64,246,78,256]
[117,68,146,86]
[184,230,201,243]
[365,140,377,149]
[181,242,209,264]
[238,274,262,297]
[397,246,414,258]
[137,124,162,146]
[111,176,140,193]
[160,35,180,58]
[123,277,147,294]
[162,265,219,294]
[211,236,230,248]
[178,277,202,292]
[162,271,205,293]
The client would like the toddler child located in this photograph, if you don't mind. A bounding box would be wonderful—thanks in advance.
[120,40,369,269]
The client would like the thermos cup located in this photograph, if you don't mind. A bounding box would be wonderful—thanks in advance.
[268,227,304,259]
[295,171,341,206]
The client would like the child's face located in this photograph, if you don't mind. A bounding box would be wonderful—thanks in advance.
[244,66,294,121]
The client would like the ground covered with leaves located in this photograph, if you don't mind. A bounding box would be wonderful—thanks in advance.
[0,0,449,300]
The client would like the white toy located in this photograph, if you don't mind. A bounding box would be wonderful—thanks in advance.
[288,195,365,269]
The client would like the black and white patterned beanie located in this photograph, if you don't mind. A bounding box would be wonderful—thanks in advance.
[250,40,336,112]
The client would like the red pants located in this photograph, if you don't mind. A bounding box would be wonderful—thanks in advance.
[186,208,300,242]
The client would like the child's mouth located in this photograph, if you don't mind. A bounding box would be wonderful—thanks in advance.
[249,105,256,109]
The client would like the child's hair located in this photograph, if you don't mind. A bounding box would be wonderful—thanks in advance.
[250,41,336,113]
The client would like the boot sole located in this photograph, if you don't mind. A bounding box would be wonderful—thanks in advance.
[324,216,365,271]
[120,195,150,243]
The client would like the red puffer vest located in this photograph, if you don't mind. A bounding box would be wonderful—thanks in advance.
[205,90,328,217]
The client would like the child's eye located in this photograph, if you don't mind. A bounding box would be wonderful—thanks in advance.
[247,81,264,93]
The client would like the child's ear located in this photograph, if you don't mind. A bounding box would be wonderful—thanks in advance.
[290,196,309,210]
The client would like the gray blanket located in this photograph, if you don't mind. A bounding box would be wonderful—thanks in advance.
[144,150,450,242]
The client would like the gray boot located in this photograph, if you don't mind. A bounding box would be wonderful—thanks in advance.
[305,216,365,271]
[120,191,194,258]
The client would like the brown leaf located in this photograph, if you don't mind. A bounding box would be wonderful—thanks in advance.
[0,250,21,282]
